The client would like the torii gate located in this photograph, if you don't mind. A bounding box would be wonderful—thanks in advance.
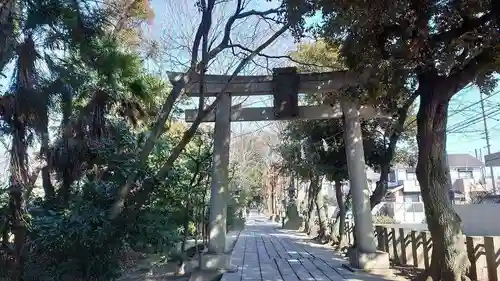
[172,67,390,271]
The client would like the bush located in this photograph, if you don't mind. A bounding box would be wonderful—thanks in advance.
[373,215,399,224]
[26,182,126,281]
[25,178,181,281]
[127,207,181,253]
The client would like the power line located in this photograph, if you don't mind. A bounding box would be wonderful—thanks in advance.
[448,107,500,133]
[447,106,500,133]
[447,89,500,119]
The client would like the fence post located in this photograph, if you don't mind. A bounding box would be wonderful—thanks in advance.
[383,227,389,253]
[484,236,498,281]
[465,236,478,281]
[399,228,407,264]
[376,226,384,251]
[422,232,430,269]
[411,231,419,267]
[391,228,398,262]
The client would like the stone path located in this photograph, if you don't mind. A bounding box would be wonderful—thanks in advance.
[222,212,404,281]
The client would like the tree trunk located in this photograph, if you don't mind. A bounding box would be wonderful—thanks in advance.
[179,195,190,275]
[305,175,319,235]
[40,127,54,202]
[181,200,191,254]
[304,179,314,234]
[9,119,28,280]
[58,171,73,207]
[330,181,346,247]
[271,183,276,219]
[370,168,389,209]
[370,92,419,209]
[315,176,328,241]
[416,85,470,281]
[41,166,54,201]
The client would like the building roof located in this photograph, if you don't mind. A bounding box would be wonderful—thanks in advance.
[447,154,484,168]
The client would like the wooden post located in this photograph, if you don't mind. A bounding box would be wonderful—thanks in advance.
[391,228,398,261]
[411,231,419,267]
[484,236,498,281]
[383,227,390,254]
[466,236,478,280]
[422,232,430,269]
[399,228,407,264]
[376,226,384,251]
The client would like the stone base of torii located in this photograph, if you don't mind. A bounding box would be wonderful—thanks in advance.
[175,67,390,273]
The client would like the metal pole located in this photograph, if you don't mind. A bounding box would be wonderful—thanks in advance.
[480,92,496,193]
[480,148,486,183]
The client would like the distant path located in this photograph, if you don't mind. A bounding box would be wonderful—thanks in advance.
[222,211,405,281]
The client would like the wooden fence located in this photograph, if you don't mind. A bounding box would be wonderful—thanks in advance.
[360,226,500,281]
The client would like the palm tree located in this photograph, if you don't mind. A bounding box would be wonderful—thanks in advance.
[0,0,157,278]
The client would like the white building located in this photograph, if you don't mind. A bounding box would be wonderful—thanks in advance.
[381,153,491,223]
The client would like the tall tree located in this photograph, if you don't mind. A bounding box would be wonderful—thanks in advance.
[0,1,110,276]
[284,1,500,280]
[0,0,160,277]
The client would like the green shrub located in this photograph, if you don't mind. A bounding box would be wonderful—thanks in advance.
[26,182,125,281]
[25,178,181,281]
[373,215,399,224]
[127,207,181,253]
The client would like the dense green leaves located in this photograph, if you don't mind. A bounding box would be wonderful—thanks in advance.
[284,0,500,95]
[0,0,219,279]
[279,118,386,182]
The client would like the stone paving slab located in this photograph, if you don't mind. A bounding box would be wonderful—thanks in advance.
[221,212,407,281]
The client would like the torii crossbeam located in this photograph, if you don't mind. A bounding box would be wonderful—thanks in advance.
[175,67,391,272]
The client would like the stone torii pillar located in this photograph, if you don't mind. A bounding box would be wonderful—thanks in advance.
[199,92,236,272]
[342,100,389,269]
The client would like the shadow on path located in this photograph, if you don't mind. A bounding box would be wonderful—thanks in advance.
[222,212,410,281]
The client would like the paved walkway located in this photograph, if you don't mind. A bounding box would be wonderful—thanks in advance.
[222,212,402,281]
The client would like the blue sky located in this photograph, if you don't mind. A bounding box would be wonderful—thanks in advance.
[1,0,499,177]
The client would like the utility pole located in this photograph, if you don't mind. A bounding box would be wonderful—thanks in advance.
[445,151,454,204]
[480,92,496,193]
[479,148,486,183]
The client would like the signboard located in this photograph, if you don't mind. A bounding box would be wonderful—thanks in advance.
[485,152,500,167]
[273,67,299,119]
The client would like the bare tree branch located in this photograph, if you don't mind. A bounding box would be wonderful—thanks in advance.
[128,24,290,213]
[109,0,289,219]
